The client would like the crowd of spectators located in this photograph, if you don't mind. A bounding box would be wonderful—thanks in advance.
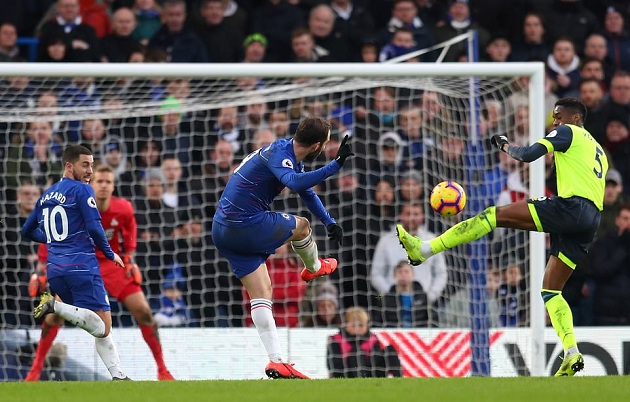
[1,0,630,330]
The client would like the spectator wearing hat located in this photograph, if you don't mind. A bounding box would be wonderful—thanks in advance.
[242,33,267,62]
[150,91,196,173]
[369,131,407,186]
[603,6,630,73]
[301,282,341,328]
[510,12,550,63]
[100,7,143,63]
[330,0,375,62]
[603,115,630,196]
[38,0,103,62]
[193,0,244,62]
[597,168,630,237]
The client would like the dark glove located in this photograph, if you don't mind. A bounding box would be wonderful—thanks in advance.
[334,135,354,166]
[327,223,343,246]
[490,134,509,152]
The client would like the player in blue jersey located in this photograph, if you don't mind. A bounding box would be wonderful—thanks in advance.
[21,145,130,381]
[212,116,353,379]
[397,98,608,376]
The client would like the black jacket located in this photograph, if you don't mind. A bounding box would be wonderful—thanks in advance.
[326,329,402,378]
[588,228,630,324]
[372,282,429,328]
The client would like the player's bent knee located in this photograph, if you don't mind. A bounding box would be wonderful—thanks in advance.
[134,309,155,326]
[293,216,311,239]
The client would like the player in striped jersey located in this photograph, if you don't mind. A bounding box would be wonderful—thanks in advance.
[25,164,174,381]
[212,116,353,379]
[22,145,130,380]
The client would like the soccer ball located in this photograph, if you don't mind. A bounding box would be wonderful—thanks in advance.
[429,181,466,216]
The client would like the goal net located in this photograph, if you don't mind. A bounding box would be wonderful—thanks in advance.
[0,62,546,379]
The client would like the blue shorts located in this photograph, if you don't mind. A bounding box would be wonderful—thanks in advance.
[212,212,296,278]
[48,273,111,312]
[527,196,600,268]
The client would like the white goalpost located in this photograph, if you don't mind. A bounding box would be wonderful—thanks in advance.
[0,61,547,379]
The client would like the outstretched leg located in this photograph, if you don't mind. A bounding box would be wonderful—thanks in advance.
[34,293,106,337]
[397,206,499,264]
[397,201,537,264]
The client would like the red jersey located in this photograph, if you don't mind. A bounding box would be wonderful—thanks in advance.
[38,196,137,262]
[97,196,137,259]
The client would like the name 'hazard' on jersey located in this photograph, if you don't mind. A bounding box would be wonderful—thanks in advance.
[21,178,115,279]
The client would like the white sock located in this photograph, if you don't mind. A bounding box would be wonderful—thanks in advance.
[565,346,579,358]
[421,241,434,258]
[95,333,127,379]
[54,301,106,337]
[250,298,282,362]
[291,230,321,273]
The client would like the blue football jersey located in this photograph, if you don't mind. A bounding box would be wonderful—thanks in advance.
[22,177,114,279]
[213,138,340,227]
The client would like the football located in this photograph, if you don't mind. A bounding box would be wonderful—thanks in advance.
[429,181,466,216]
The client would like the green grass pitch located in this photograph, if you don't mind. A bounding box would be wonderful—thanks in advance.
[2,376,629,402]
